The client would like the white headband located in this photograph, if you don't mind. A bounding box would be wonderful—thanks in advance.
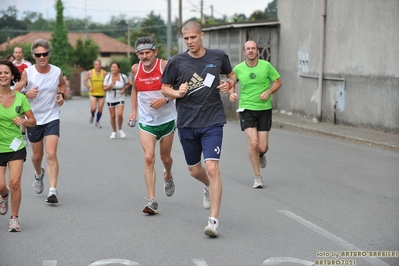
[135,43,156,53]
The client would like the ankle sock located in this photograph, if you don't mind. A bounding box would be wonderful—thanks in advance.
[35,172,43,180]
[96,112,102,122]
[209,217,218,225]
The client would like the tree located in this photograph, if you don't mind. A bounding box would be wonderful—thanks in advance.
[265,0,278,19]
[231,13,247,22]
[69,38,99,70]
[137,11,169,51]
[0,6,29,43]
[50,0,69,75]
[249,10,268,21]
[24,12,54,31]
[125,12,170,61]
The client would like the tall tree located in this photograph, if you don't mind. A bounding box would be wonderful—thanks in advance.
[249,10,268,21]
[50,0,69,75]
[0,6,28,43]
[144,12,169,58]
[69,38,99,70]
[265,0,278,19]
[24,12,54,32]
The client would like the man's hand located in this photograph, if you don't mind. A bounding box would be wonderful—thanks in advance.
[178,82,188,97]
[26,87,39,99]
[229,92,238,102]
[260,90,272,101]
[56,93,64,106]
[217,79,231,94]
[150,97,167,110]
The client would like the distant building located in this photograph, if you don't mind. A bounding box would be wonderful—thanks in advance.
[0,31,133,66]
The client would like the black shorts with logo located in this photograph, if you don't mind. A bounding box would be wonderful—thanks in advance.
[239,109,272,132]
[0,148,27,166]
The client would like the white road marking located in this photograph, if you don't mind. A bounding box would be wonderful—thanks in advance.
[279,210,390,266]
[88,259,142,266]
[192,258,209,266]
[42,261,57,266]
[263,257,314,265]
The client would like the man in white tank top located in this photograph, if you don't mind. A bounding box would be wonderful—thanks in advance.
[14,38,66,204]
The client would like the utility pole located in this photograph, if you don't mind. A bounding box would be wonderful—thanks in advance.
[167,0,172,59]
[200,0,204,24]
[127,23,130,58]
[84,0,87,29]
[178,0,182,30]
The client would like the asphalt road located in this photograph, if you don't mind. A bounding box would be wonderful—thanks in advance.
[1,97,398,266]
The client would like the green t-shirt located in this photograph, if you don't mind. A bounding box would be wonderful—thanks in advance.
[234,59,280,111]
[0,92,31,153]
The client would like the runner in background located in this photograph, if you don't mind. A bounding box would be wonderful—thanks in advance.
[83,60,107,128]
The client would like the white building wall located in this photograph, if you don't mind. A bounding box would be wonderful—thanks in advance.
[277,0,399,132]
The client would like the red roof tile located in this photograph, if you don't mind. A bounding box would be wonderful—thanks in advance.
[0,32,133,54]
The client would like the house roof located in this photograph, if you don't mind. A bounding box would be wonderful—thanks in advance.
[0,32,133,54]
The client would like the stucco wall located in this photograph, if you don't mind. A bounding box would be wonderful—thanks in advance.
[277,0,399,132]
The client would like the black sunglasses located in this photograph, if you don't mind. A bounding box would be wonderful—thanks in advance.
[34,52,50,58]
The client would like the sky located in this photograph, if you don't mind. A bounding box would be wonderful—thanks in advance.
[3,0,273,24]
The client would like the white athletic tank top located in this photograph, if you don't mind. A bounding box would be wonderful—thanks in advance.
[25,64,61,125]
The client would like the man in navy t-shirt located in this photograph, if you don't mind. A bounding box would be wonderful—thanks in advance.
[161,20,237,238]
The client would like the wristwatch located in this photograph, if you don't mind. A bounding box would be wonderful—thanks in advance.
[164,96,169,104]
[57,92,65,99]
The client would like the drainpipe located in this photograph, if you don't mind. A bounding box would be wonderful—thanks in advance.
[317,0,327,122]
[333,101,337,124]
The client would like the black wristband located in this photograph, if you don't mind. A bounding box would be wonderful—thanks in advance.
[57,92,65,99]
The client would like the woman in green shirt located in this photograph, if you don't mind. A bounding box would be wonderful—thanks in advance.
[0,60,36,232]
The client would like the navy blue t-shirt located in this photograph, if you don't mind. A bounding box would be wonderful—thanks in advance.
[161,49,233,128]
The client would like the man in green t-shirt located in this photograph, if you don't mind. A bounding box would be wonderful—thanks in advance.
[229,40,282,188]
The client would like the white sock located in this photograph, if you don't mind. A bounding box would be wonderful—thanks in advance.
[35,171,43,179]
[209,217,218,225]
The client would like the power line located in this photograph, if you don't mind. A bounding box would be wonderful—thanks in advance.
[0,23,171,34]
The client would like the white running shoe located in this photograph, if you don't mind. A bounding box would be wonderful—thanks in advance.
[204,217,218,237]
[143,199,158,215]
[110,132,117,139]
[259,154,267,168]
[9,216,21,232]
[118,130,126,138]
[46,189,58,204]
[253,176,264,188]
